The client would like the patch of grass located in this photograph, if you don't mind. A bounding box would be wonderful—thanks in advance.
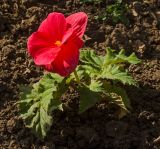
[95,0,129,25]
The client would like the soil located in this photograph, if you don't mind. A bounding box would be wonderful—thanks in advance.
[0,0,160,149]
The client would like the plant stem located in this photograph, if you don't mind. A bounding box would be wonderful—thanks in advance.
[73,70,80,84]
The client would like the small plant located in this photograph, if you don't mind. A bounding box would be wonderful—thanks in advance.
[95,0,129,24]
[19,12,140,139]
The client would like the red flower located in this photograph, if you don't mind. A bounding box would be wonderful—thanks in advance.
[27,12,88,76]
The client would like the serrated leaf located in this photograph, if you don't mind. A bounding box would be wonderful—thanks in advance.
[103,47,116,65]
[89,79,103,92]
[80,49,103,69]
[101,64,136,85]
[104,48,141,65]
[78,49,104,79]
[78,84,101,113]
[110,93,129,111]
[103,82,131,111]
[116,49,141,64]
[19,73,67,139]
[77,65,99,77]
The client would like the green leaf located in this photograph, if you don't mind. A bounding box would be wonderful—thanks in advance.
[78,48,139,114]
[101,64,136,85]
[89,79,104,92]
[116,49,141,64]
[19,73,67,139]
[78,84,101,113]
[104,48,141,65]
[103,47,116,65]
[79,49,104,78]
[77,65,99,77]
[103,82,131,116]
[80,49,103,69]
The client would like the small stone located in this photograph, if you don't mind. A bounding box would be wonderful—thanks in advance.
[153,136,160,144]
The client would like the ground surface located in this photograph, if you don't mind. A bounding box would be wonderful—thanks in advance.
[0,0,160,148]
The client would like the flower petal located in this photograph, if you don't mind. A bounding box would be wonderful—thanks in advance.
[27,31,54,57]
[66,12,88,38]
[27,31,61,65]
[62,24,73,44]
[34,46,61,65]
[38,12,66,41]
[44,37,83,76]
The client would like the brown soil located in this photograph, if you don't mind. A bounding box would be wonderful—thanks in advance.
[0,0,160,149]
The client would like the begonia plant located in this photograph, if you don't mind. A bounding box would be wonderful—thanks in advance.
[19,12,140,139]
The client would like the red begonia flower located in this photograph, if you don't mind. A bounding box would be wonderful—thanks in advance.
[27,12,88,76]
